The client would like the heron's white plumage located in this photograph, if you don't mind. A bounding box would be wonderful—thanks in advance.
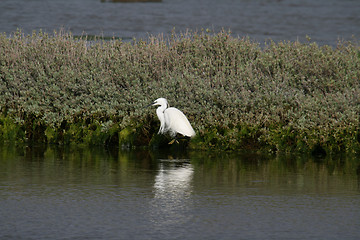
[164,107,195,137]
[151,98,195,138]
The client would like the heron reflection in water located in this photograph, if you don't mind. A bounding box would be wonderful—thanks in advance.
[150,159,194,229]
[154,160,194,199]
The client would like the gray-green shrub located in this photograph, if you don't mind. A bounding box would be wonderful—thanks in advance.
[0,30,359,153]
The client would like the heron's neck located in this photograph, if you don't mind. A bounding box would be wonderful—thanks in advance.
[156,104,167,132]
[157,103,168,113]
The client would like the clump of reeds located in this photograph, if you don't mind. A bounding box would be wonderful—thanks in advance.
[0,29,359,154]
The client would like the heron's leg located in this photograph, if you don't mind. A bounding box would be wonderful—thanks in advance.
[168,133,186,144]
[168,139,179,144]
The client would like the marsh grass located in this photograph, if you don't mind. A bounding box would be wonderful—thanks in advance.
[1,29,360,154]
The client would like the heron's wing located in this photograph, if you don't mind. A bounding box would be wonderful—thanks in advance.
[164,108,195,137]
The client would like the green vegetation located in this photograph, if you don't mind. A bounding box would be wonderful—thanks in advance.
[0,30,359,154]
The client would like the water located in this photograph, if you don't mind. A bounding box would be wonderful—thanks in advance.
[0,0,359,45]
[0,145,359,239]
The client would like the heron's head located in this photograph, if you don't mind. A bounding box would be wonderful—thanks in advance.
[148,98,169,108]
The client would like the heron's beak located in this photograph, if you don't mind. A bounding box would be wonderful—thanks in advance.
[145,102,155,108]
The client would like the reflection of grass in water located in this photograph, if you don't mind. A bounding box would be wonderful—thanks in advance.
[189,151,360,193]
[1,144,359,193]
[0,29,360,154]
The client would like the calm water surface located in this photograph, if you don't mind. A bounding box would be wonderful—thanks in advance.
[0,145,359,239]
[0,0,359,45]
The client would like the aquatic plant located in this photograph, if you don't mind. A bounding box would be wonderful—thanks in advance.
[0,29,359,154]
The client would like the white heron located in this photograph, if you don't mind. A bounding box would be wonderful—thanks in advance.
[148,98,195,143]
